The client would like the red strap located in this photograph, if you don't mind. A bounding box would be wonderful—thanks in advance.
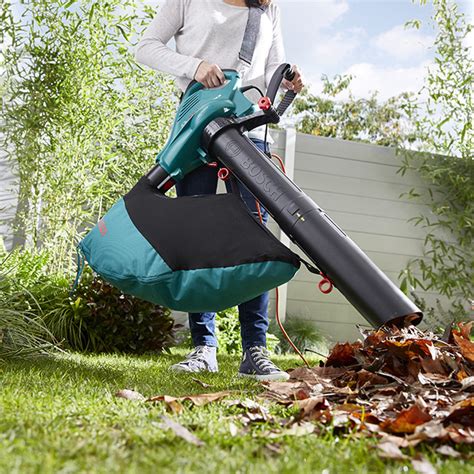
[318,274,334,294]
[218,168,230,181]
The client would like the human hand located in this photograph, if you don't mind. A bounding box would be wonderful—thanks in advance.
[282,64,304,93]
[194,61,226,88]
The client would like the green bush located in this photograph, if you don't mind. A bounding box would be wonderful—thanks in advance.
[64,271,177,354]
[1,249,177,355]
[0,251,59,360]
[271,317,328,356]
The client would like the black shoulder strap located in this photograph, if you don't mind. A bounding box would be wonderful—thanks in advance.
[239,5,268,66]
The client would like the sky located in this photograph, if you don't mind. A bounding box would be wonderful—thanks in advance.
[275,0,473,100]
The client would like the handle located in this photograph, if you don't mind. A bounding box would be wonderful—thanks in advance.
[276,66,297,116]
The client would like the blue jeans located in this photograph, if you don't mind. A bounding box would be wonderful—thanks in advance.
[175,138,270,350]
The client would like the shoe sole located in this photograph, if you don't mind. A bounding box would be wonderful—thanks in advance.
[170,366,218,373]
[238,372,290,382]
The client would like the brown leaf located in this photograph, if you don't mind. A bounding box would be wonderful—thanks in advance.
[294,396,329,420]
[191,378,213,389]
[159,415,204,446]
[355,369,388,387]
[262,381,312,403]
[446,425,474,444]
[411,456,437,474]
[147,391,232,407]
[325,342,362,367]
[377,441,408,460]
[384,339,435,361]
[420,357,447,376]
[115,389,145,401]
[451,322,474,364]
[380,405,432,434]
[444,397,474,426]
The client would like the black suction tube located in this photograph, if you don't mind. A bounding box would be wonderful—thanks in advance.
[206,127,423,328]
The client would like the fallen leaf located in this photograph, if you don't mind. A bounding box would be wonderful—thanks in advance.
[191,378,212,389]
[115,389,145,401]
[159,415,204,446]
[325,342,362,367]
[228,421,239,437]
[380,405,432,434]
[450,322,474,364]
[294,397,329,420]
[411,456,437,474]
[377,441,408,460]
[444,397,474,426]
[147,391,232,407]
[435,445,461,458]
[262,381,312,403]
[461,376,474,391]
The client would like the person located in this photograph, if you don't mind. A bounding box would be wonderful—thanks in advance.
[135,0,304,381]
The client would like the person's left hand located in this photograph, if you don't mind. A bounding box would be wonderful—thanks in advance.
[282,64,304,93]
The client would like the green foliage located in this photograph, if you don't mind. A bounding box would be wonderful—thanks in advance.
[0,0,178,273]
[290,74,418,147]
[1,249,177,354]
[271,317,328,356]
[0,287,58,360]
[215,306,279,354]
[65,270,177,354]
[399,0,473,319]
[0,252,59,359]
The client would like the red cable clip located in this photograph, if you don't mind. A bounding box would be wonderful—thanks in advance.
[318,273,334,294]
[207,161,218,168]
[218,168,230,181]
[258,96,272,111]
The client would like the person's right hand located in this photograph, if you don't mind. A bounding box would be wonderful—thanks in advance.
[194,61,226,88]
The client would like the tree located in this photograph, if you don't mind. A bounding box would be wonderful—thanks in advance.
[290,74,418,147]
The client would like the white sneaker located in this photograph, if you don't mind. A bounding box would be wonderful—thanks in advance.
[170,346,218,373]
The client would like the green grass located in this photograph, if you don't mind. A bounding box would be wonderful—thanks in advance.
[0,350,472,474]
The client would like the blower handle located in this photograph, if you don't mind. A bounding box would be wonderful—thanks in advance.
[265,64,298,117]
[276,66,298,117]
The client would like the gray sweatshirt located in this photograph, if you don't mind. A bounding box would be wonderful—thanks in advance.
[135,0,286,142]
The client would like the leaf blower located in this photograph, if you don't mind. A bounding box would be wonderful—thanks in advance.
[77,63,422,329]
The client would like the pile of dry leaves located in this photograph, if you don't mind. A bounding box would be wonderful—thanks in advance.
[262,322,474,457]
[116,322,473,469]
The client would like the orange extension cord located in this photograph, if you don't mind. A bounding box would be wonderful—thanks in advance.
[254,152,310,368]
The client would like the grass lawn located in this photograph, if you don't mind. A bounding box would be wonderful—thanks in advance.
[0,350,472,474]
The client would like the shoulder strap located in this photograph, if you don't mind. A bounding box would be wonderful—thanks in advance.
[239,5,268,66]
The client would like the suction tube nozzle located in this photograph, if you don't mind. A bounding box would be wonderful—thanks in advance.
[204,125,423,329]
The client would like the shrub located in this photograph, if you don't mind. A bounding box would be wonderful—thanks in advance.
[271,317,328,356]
[71,273,177,354]
[1,249,177,354]
[0,253,58,360]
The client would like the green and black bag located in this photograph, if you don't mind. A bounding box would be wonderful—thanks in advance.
[78,177,300,312]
